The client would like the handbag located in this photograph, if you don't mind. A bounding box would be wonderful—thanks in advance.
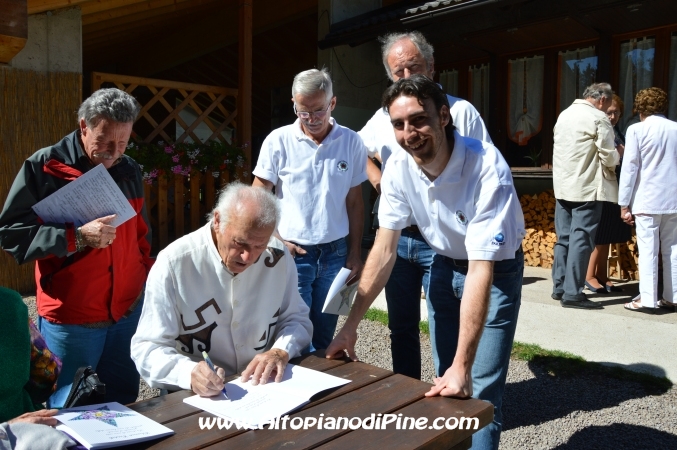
[24,318,62,405]
[62,366,106,408]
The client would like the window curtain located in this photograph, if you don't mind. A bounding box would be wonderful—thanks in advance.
[469,64,490,127]
[508,55,544,146]
[619,37,655,131]
[438,70,458,97]
[558,47,597,113]
[669,34,677,121]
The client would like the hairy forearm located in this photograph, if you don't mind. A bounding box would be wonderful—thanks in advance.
[366,158,382,194]
[346,186,364,255]
[453,261,493,370]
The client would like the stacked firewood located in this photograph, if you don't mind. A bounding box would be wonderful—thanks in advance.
[519,190,556,269]
[518,190,639,278]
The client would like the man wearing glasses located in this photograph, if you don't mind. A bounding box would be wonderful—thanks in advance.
[253,68,367,351]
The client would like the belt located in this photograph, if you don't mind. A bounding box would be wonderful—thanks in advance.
[403,225,421,234]
[80,290,143,328]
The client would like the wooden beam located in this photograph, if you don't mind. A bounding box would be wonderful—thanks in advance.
[237,0,252,175]
[80,0,157,15]
[27,0,89,14]
[0,0,27,63]
[83,0,190,26]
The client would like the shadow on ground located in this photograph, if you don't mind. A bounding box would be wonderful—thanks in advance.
[551,424,677,449]
[522,277,546,286]
[503,356,671,432]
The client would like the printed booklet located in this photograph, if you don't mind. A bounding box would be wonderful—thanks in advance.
[183,363,350,428]
[55,402,174,449]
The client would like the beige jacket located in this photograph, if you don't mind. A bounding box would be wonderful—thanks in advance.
[552,99,619,202]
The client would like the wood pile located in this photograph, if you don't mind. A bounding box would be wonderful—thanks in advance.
[520,190,557,269]
[518,189,639,278]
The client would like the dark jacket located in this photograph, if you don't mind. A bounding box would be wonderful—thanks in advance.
[0,131,153,324]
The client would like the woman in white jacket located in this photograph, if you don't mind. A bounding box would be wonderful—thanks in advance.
[619,87,677,311]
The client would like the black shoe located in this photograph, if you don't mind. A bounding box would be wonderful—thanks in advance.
[560,298,603,309]
[605,283,623,293]
[585,281,607,294]
[551,293,562,300]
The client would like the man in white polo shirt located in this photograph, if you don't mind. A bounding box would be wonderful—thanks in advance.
[358,30,492,381]
[253,68,366,351]
[327,75,524,450]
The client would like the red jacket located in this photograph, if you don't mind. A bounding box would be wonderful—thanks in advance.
[0,131,153,324]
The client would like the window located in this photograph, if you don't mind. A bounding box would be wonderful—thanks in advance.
[618,36,655,131]
[669,33,677,121]
[468,64,490,126]
[558,47,597,112]
[507,55,544,146]
[439,69,459,97]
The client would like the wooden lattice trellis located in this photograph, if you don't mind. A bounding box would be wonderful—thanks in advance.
[91,72,239,252]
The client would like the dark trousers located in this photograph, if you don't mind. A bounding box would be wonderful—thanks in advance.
[552,200,603,301]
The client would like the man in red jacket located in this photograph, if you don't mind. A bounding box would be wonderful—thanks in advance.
[0,88,153,407]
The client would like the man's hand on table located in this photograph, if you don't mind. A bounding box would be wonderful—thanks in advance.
[425,363,473,398]
[325,325,358,361]
[191,361,226,397]
[241,349,289,385]
[80,214,117,248]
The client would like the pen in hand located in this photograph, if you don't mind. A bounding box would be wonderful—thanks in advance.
[202,351,229,399]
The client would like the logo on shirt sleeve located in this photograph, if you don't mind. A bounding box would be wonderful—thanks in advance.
[337,160,348,171]
[456,210,468,226]
[491,232,506,246]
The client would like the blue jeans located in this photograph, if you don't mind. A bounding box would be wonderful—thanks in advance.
[384,228,435,380]
[294,237,347,351]
[39,299,143,408]
[428,249,523,450]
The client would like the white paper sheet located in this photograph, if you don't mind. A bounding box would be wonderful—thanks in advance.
[55,402,174,449]
[322,267,358,315]
[183,363,350,428]
[32,164,137,228]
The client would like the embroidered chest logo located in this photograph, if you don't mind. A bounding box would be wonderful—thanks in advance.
[456,210,468,226]
[176,299,222,354]
[492,232,506,246]
[265,247,285,267]
[337,160,348,171]
[254,308,280,351]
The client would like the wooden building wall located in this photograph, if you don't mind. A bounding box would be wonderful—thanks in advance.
[0,67,82,293]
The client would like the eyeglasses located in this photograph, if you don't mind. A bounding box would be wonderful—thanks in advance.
[293,102,331,120]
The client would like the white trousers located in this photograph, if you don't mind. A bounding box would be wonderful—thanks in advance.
[635,213,677,307]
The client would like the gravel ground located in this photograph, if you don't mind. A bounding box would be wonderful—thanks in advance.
[25,297,677,449]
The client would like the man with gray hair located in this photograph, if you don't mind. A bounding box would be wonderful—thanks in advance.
[552,82,619,309]
[131,182,312,395]
[357,31,491,381]
[0,88,153,407]
[253,68,366,351]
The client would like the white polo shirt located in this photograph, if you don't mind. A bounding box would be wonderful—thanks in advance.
[359,94,492,172]
[253,118,367,245]
[379,131,525,261]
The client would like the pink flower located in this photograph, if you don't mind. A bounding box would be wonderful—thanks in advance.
[172,155,180,163]
[171,165,183,174]
[164,146,174,154]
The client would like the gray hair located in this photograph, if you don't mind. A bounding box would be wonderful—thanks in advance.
[582,82,614,101]
[379,31,435,81]
[291,68,333,102]
[209,182,280,233]
[78,88,141,128]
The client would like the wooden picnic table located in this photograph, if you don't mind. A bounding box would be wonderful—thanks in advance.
[126,351,493,449]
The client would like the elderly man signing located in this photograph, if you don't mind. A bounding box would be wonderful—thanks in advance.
[131,183,312,395]
[253,68,366,351]
[619,87,677,312]
[0,88,153,407]
[552,82,619,309]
